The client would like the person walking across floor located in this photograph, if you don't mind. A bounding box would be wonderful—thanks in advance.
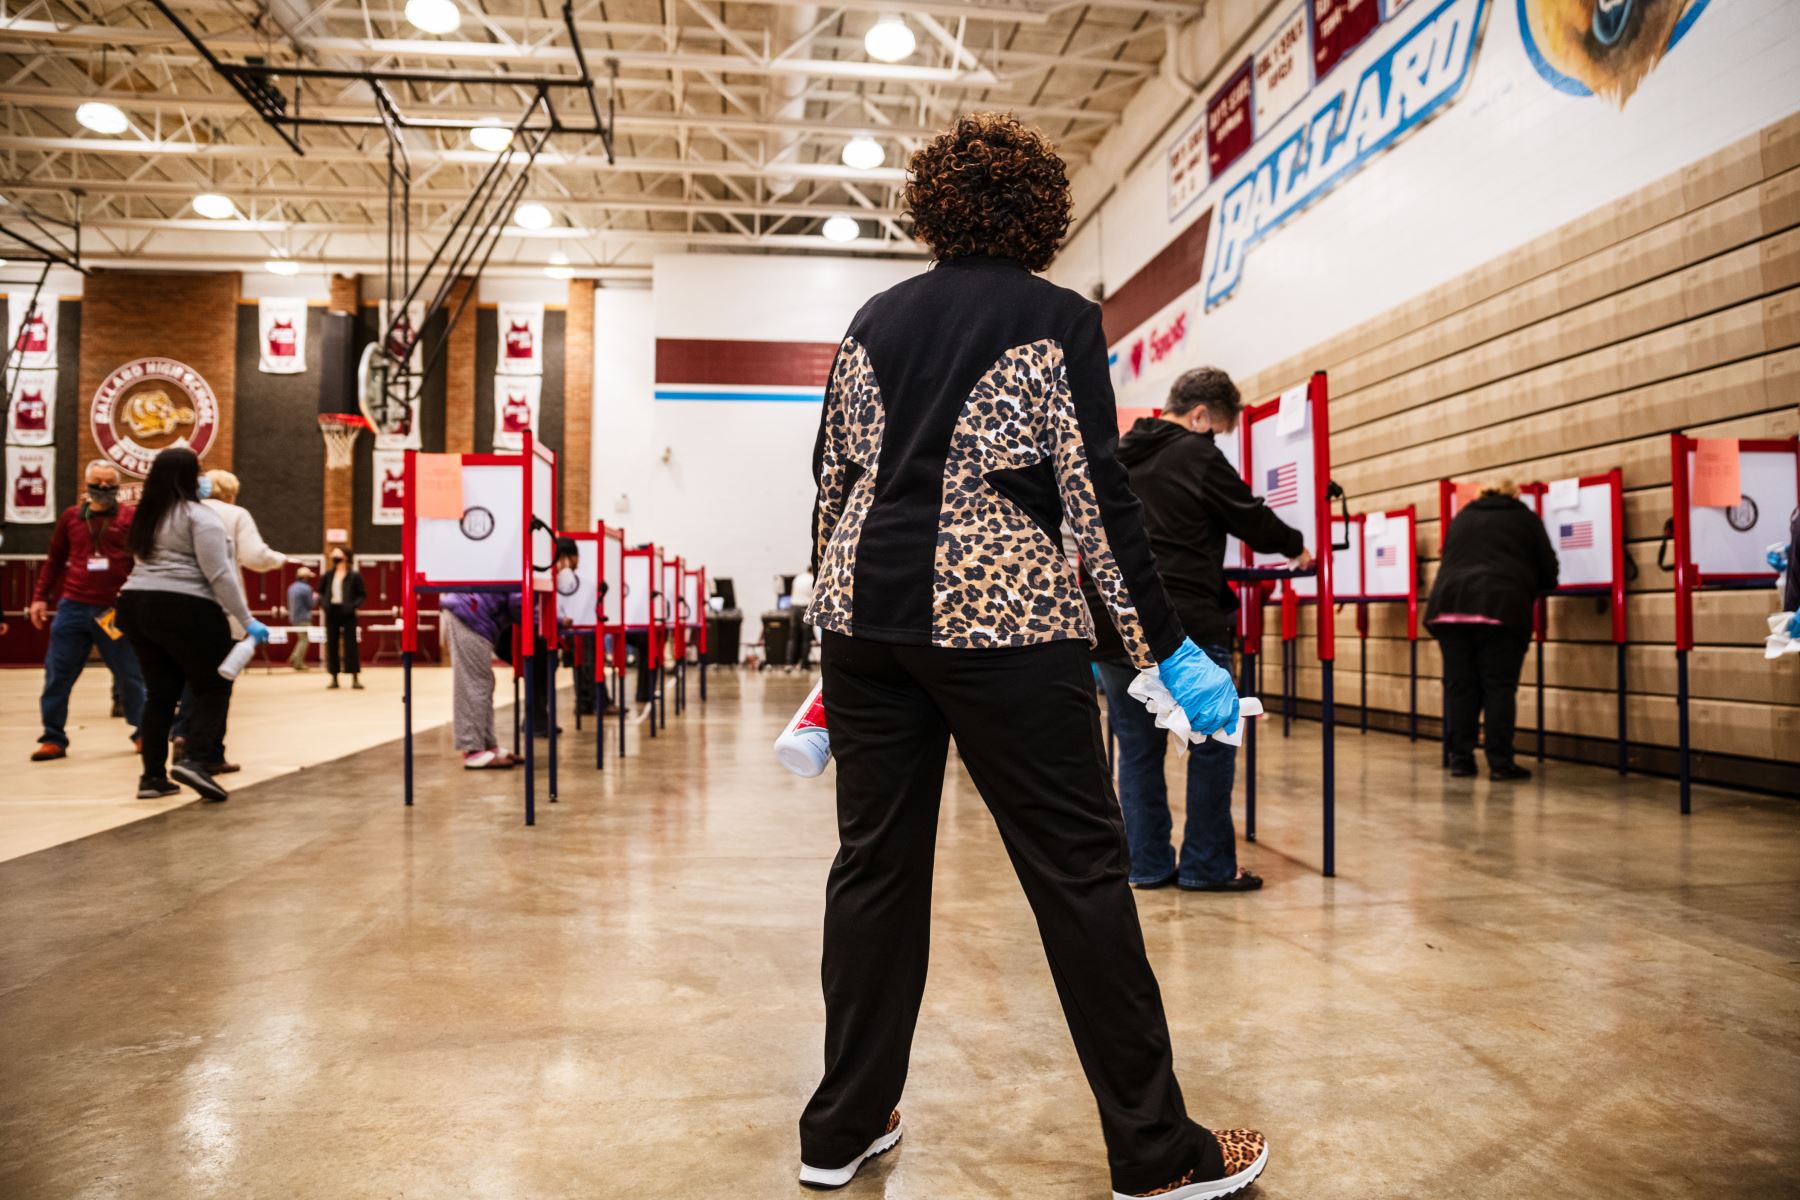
[114,447,269,803]
[1090,367,1312,893]
[1427,479,1559,781]
[321,547,366,689]
[797,112,1266,1200]
[27,459,146,762]
[285,567,317,669]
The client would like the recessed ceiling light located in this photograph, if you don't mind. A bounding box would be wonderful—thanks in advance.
[76,101,129,135]
[469,122,513,153]
[513,202,553,230]
[841,136,884,171]
[192,192,237,220]
[404,0,461,35]
[264,258,301,276]
[864,15,916,63]
[822,216,860,244]
[544,251,574,280]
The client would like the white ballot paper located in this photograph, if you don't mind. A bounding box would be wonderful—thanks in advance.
[1547,477,1580,511]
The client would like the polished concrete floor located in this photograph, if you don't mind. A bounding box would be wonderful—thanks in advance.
[0,668,1795,1198]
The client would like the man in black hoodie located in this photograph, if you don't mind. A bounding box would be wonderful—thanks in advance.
[1091,367,1310,892]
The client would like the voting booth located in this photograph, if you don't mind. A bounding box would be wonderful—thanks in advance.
[682,563,709,703]
[621,541,669,736]
[661,553,690,716]
[559,523,620,769]
[1236,371,1339,877]
[401,434,558,824]
[1298,509,1421,739]
[1668,436,1798,812]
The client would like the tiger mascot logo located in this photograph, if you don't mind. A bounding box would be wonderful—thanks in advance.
[1520,0,1710,107]
[122,388,197,440]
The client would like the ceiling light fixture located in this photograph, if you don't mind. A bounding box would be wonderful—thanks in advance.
[192,192,237,220]
[513,202,553,230]
[841,136,885,171]
[864,15,916,63]
[264,258,301,276]
[404,0,461,35]
[821,216,860,244]
[544,251,574,280]
[76,100,129,135]
[469,122,514,153]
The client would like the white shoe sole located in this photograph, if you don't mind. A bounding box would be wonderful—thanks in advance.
[797,1119,904,1189]
[1111,1143,1268,1200]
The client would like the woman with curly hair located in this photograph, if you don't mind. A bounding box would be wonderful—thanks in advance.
[798,112,1267,1200]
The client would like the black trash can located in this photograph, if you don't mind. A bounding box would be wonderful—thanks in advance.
[707,609,742,665]
[761,610,793,669]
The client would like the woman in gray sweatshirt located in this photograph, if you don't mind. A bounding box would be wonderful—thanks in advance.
[115,447,269,802]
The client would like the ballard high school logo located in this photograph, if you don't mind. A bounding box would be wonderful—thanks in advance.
[91,358,221,476]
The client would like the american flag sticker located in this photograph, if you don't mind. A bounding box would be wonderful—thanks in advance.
[1374,545,1396,566]
[1265,462,1299,507]
[1559,521,1594,550]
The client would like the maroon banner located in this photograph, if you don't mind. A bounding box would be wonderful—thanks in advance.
[1206,60,1254,180]
[1310,0,1383,81]
[655,338,839,386]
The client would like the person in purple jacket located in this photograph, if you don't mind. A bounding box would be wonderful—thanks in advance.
[438,590,522,769]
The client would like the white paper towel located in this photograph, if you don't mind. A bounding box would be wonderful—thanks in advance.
[1126,670,1264,757]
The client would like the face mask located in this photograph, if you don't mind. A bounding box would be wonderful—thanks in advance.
[332,555,345,566]
[86,485,118,508]
[197,476,213,500]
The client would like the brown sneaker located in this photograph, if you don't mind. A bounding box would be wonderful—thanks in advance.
[1116,1129,1268,1199]
[30,742,66,762]
[798,1109,903,1189]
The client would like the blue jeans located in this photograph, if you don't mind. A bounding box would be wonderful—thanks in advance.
[40,599,146,748]
[1096,645,1239,887]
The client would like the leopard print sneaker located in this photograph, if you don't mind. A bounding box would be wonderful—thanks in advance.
[798,1109,904,1190]
[1113,1128,1268,1199]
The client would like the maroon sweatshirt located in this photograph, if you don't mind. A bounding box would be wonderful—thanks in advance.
[33,504,136,607]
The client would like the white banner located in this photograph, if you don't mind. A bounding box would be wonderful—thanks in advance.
[6,293,57,371]
[497,301,545,376]
[378,299,426,376]
[6,368,56,446]
[492,374,542,451]
[5,444,54,522]
[1253,7,1310,137]
[372,448,406,526]
[258,296,308,374]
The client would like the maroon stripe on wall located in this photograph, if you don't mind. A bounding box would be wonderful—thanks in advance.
[655,338,840,386]
[1099,207,1213,346]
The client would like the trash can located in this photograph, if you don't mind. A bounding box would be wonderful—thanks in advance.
[761,610,793,669]
[707,609,742,665]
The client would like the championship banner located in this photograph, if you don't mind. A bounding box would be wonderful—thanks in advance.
[492,374,542,451]
[1310,0,1384,81]
[5,444,54,523]
[5,368,56,446]
[1207,60,1255,179]
[378,299,425,376]
[6,293,58,371]
[1254,8,1310,137]
[372,449,406,525]
[497,301,544,376]
[258,297,308,374]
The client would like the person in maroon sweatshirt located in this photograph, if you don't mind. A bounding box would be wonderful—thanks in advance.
[28,460,146,761]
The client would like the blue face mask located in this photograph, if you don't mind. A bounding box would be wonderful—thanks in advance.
[197,476,213,500]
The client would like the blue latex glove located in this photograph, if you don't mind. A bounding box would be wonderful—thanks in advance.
[1769,547,1791,573]
[1159,637,1240,737]
[1789,610,1800,638]
[245,618,271,644]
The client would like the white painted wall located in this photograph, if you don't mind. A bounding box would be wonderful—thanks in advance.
[592,253,922,621]
[1055,0,1800,396]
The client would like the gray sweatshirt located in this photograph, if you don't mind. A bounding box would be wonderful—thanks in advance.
[119,500,254,629]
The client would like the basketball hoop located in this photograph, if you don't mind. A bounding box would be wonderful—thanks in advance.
[318,412,371,469]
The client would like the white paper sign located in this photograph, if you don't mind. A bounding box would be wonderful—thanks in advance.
[372,449,406,526]
[497,301,544,376]
[1275,382,1308,435]
[1363,509,1388,538]
[257,297,309,374]
[268,627,290,645]
[5,444,55,522]
[6,368,56,446]
[6,293,57,371]
[1547,477,1580,511]
[492,374,542,451]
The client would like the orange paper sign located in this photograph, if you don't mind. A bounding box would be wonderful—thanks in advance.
[414,453,464,520]
[1451,481,1481,516]
[1691,438,1741,508]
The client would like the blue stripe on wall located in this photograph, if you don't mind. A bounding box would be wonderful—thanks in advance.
[654,388,824,403]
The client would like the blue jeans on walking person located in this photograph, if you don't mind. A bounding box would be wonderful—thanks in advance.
[1096,644,1239,888]
[40,599,146,748]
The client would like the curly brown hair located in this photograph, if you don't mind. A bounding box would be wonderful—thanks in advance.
[903,112,1072,273]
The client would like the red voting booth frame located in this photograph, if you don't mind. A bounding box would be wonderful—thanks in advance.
[560,522,632,771]
[400,434,558,826]
[1437,469,1628,779]
[661,553,694,718]
[620,542,670,738]
[1233,370,1338,877]
[1320,509,1422,740]
[1668,435,1798,814]
[683,564,710,705]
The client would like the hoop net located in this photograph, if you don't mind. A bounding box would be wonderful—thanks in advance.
[318,413,371,469]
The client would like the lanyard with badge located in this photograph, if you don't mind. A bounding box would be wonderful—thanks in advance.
[79,502,124,638]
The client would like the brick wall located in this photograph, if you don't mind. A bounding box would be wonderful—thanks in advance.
[563,279,595,530]
[77,271,241,473]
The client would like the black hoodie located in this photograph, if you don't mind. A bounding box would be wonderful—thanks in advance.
[1088,417,1305,655]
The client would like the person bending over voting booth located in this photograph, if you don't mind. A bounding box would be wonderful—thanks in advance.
[797,113,1267,1200]
[1427,479,1559,781]
[439,590,522,771]
[1089,366,1311,894]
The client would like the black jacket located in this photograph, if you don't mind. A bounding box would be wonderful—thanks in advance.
[1426,495,1559,630]
[323,566,366,612]
[1106,418,1306,650]
[808,257,1185,669]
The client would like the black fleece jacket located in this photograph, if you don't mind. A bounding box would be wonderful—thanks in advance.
[1426,494,1559,630]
